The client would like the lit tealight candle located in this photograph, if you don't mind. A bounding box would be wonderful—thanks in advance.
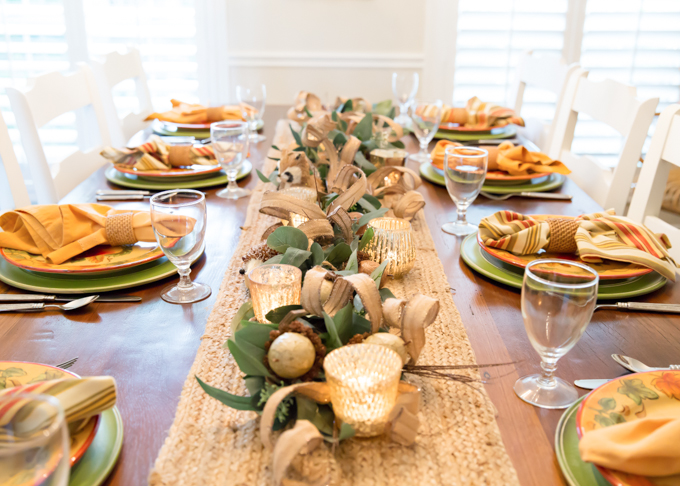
[278,186,318,227]
[324,343,403,437]
[248,264,302,323]
[364,217,416,278]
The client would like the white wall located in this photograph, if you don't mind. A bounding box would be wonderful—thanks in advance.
[217,0,456,106]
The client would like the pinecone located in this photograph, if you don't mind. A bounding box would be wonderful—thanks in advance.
[348,332,371,345]
[242,242,279,263]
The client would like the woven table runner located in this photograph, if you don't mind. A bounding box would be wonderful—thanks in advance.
[149,120,519,486]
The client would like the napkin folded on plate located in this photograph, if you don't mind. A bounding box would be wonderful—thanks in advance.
[579,411,680,476]
[145,99,255,124]
[478,210,678,281]
[101,135,217,171]
[0,377,117,437]
[0,204,193,265]
[430,140,569,175]
[421,97,524,129]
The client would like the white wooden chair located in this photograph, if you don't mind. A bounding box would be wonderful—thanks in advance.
[628,104,680,262]
[6,64,112,204]
[546,69,659,215]
[90,48,153,146]
[0,110,31,210]
[509,50,580,151]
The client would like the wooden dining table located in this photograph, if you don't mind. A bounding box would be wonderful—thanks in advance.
[1,105,678,486]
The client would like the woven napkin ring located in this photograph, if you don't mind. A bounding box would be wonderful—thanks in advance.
[168,145,193,167]
[546,218,579,254]
[105,212,137,246]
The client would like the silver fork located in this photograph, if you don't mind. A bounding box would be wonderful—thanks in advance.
[480,191,573,201]
[612,354,680,373]
[55,357,78,370]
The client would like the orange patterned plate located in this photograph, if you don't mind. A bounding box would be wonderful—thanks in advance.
[576,371,680,486]
[0,242,163,274]
[0,361,99,486]
[476,215,653,280]
[114,163,222,178]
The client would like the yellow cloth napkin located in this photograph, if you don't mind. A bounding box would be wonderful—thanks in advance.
[494,141,570,175]
[579,412,680,477]
[145,99,255,124]
[478,210,678,281]
[422,97,525,128]
[101,135,218,170]
[0,204,161,264]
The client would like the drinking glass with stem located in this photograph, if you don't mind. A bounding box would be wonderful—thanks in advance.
[211,121,251,200]
[442,146,488,236]
[409,100,442,163]
[0,394,70,486]
[236,84,266,143]
[392,72,419,126]
[514,259,599,409]
[150,189,211,304]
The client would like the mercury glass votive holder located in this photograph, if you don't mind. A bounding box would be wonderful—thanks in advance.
[324,343,403,437]
[248,264,302,323]
[278,186,318,227]
[364,217,416,278]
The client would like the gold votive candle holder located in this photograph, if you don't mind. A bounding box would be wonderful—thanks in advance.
[363,217,416,278]
[324,343,403,437]
[370,149,407,186]
[278,186,318,227]
[248,264,302,323]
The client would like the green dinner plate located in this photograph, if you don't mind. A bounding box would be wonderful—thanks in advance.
[105,160,252,190]
[69,407,123,486]
[152,119,264,138]
[434,124,517,141]
[0,251,201,293]
[460,232,668,299]
[419,162,566,194]
[555,397,610,486]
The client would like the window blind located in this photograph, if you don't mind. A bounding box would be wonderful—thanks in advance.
[453,0,569,121]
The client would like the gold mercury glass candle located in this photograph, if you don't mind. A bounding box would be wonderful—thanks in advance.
[248,264,302,323]
[370,149,407,187]
[324,343,403,437]
[364,217,416,278]
[278,186,318,227]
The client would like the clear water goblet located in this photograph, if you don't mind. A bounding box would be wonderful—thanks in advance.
[236,84,266,143]
[392,72,419,126]
[211,121,251,200]
[409,100,442,163]
[150,189,211,304]
[0,394,70,486]
[442,146,488,236]
[514,259,599,409]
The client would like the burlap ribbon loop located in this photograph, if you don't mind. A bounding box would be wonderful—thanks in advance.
[547,218,580,254]
[105,212,137,246]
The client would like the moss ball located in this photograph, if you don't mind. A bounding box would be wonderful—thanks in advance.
[268,332,316,379]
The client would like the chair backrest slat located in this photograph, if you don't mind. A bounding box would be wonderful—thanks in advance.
[0,110,31,210]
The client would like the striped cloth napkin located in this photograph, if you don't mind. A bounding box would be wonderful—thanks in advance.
[478,210,678,281]
[101,135,217,171]
[423,97,525,129]
[0,377,116,441]
[145,99,255,124]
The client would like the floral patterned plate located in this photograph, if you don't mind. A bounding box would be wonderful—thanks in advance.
[0,361,99,485]
[576,371,680,486]
[0,242,164,275]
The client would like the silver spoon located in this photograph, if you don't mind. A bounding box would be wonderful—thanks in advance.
[0,295,99,313]
[611,354,680,373]
[480,191,573,201]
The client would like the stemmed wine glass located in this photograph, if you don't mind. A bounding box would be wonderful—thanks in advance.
[150,189,211,304]
[236,84,266,143]
[211,121,251,200]
[0,394,70,486]
[392,72,419,126]
[442,146,488,236]
[409,100,442,163]
[514,259,599,409]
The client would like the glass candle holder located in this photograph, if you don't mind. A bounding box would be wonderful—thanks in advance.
[363,217,416,278]
[278,186,318,227]
[248,264,302,323]
[324,343,403,437]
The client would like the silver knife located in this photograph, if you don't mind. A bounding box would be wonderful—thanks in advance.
[515,192,572,200]
[574,379,610,390]
[594,302,680,313]
[97,194,149,201]
[0,294,141,303]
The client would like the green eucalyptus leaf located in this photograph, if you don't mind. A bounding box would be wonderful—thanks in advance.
[354,152,377,175]
[196,376,262,411]
[244,376,265,396]
[389,140,405,149]
[229,301,254,336]
[334,302,354,344]
[296,397,334,436]
[311,242,325,266]
[331,111,339,121]
[360,140,378,153]
[235,323,274,350]
[379,287,396,301]
[338,118,348,132]
[322,311,343,350]
[356,208,389,229]
[280,247,312,267]
[351,312,372,335]
[256,169,271,183]
[333,131,348,146]
[265,304,303,323]
[268,170,280,187]
[353,294,364,313]
[267,226,309,253]
[387,106,396,119]
[345,250,358,273]
[372,99,393,116]
[370,259,389,288]
[353,112,373,141]
[304,106,313,117]
[361,194,381,209]
[289,124,303,146]
[326,242,352,267]
[227,339,271,377]
[344,99,354,112]
[359,227,374,251]
[338,423,356,441]
[265,254,285,264]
